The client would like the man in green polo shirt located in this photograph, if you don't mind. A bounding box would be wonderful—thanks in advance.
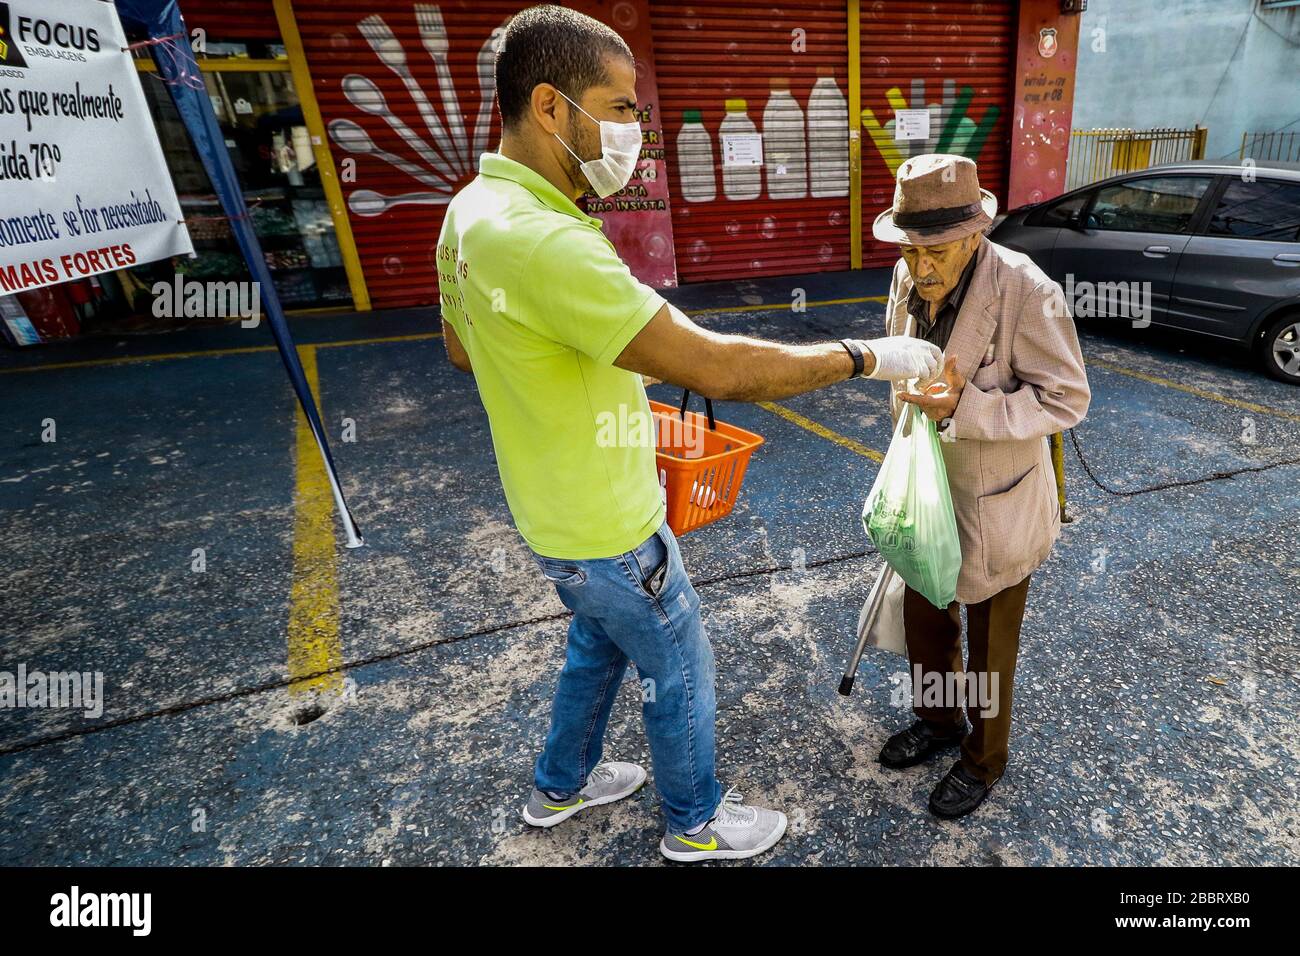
[436,4,940,863]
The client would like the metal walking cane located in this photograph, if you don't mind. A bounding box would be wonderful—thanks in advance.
[838,562,897,696]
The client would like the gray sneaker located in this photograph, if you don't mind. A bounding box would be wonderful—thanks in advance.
[660,787,788,862]
[521,761,647,828]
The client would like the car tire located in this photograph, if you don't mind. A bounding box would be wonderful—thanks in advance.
[1258,312,1300,385]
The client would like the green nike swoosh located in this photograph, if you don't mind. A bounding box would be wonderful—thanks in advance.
[542,798,584,812]
[675,833,717,851]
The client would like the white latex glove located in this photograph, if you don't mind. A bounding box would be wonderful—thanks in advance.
[857,336,942,383]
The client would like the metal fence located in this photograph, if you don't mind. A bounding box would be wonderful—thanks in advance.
[1065,126,1208,190]
[1239,130,1300,165]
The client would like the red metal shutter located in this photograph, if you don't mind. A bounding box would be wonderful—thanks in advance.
[859,0,1016,268]
[293,2,672,309]
[293,2,517,309]
[174,1,283,40]
[651,0,852,284]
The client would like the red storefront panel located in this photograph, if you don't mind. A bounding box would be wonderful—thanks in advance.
[175,1,283,40]
[651,0,852,284]
[293,1,673,310]
[859,0,1017,268]
[1008,0,1080,209]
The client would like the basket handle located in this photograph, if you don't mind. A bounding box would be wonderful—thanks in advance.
[677,389,717,431]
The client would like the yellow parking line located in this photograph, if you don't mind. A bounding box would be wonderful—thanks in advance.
[0,332,443,375]
[0,343,280,375]
[1088,358,1300,424]
[757,400,885,463]
[315,332,440,351]
[287,344,344,697]
[684,294,887,317]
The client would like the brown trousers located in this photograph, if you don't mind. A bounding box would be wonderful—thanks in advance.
[902,575,1031,784]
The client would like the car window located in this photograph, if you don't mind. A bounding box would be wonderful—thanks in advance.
[1205,179,1300,241]
[1034,191,1090,227]
[1087,175,1213,234]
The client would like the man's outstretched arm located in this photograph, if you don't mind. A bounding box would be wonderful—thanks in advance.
[615,301,938,402]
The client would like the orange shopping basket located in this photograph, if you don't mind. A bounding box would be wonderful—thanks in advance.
[649,390,764,536]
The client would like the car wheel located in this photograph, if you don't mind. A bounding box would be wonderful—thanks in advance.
[1259,313,1300,385]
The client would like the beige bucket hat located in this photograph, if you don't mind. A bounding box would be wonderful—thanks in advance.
[872,153,997,246]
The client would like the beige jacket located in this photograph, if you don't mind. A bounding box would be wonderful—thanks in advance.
[885,237,1091,604]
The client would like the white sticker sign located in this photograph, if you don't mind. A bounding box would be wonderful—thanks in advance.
[0,0,194,295]
[894,109,931,141]
[721,133,763,167]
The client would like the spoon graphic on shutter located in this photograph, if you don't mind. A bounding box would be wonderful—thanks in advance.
[340,74,459,182]
[348,189,453,217]
[357,14,463,177]
[328,119,453,191]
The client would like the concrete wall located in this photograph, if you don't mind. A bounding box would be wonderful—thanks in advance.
[1072,0,1300,162]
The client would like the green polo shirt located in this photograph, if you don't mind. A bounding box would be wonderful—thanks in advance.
[436,153,667,559]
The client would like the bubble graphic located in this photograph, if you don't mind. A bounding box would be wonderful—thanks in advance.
[612,2,638,30]
[646,232,671,260]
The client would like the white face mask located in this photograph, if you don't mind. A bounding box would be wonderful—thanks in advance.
[553,90,641,199]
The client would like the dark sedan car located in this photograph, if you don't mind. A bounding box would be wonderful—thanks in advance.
[989,160,1300,383]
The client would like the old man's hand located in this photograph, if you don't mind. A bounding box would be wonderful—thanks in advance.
[898,354,965,422]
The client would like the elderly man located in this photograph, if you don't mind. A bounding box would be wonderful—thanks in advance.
[870,153,1091,818]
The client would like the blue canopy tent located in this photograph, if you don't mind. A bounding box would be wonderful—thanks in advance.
[114,0,363,548]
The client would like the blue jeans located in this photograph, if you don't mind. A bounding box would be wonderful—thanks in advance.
[532,521,722,834]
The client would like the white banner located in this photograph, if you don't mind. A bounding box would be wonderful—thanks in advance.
[0,0,193,295]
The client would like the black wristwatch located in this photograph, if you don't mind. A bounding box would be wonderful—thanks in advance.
[839,338,865,378]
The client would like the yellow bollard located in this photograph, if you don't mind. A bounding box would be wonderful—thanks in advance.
[1050,432,1070,523]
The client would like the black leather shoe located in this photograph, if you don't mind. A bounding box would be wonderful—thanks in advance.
[929,761,997,819]
[878,719,965,770]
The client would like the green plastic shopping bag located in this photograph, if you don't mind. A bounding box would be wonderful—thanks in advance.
[862,404,962,609]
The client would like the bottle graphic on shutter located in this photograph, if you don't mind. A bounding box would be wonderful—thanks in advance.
[762,79,807,200]
[676,109,717,203]
[719,99,762,201]
[807,69,848,198]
